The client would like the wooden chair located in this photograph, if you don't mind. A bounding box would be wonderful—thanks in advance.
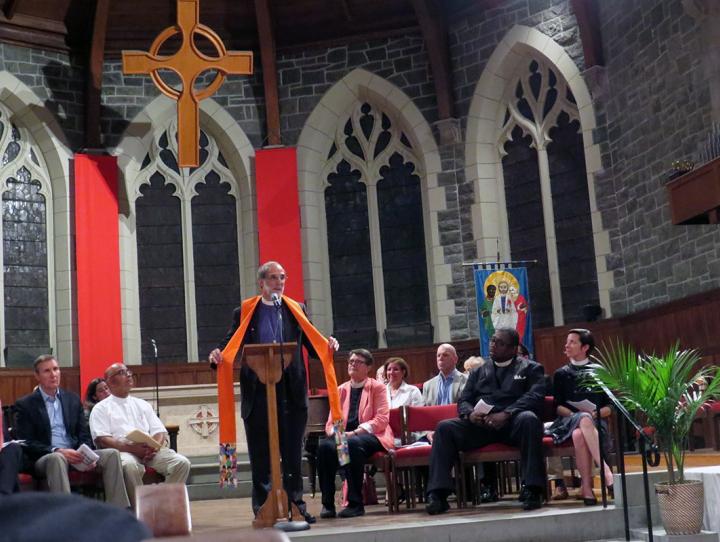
[136,483,192,537]
[458,396,579,507]
[386,404,459,513]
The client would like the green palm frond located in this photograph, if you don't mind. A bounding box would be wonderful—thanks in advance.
[589,341,720,483]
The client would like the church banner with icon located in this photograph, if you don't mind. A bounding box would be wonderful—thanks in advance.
[474,265,532,358]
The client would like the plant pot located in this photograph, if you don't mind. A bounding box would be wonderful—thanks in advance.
[655,480,704,535]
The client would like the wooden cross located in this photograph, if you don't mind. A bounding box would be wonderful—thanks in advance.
[122,0,253,167]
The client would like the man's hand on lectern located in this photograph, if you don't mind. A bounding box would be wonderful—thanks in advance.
[328,336,340,352]
[209,348,222,368]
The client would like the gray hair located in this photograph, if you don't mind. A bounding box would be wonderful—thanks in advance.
[257,261,284,281]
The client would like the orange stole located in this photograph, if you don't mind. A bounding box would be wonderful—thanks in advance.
[217,295,343,482]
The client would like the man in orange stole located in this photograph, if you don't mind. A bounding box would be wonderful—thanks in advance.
[209,261,339,524]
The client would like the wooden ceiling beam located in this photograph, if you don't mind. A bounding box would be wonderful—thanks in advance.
[254,0,281,146]
[411,0,454,121]
[3,0,21,20]
[85,0,110,149]
[570,0,604,68]
[3,0,22,20]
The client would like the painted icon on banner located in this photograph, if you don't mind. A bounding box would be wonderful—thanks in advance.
[475,267,533,358]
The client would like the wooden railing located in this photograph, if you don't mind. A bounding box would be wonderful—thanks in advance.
[2,287,719,404]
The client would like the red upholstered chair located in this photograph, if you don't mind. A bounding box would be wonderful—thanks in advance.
[386,404,458,513]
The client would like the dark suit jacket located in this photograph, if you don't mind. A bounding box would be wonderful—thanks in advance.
[14,388,92,462]
[457,356,546,419]
[218,302,318,420]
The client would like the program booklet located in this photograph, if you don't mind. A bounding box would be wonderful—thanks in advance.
[473,399,494,415]
[71,443,100,471]
[125,429,162,451]
[567,399,597,413]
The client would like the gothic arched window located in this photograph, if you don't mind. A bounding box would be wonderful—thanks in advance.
[0,105,54,367]
[132,122,241,363]
[500,60,599,327]
[324,102,432,349]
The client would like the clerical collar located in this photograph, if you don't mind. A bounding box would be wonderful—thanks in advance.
[571,358,590,366]
[350,379,367,389]
[493,358,514,368]
[260,297,276,306]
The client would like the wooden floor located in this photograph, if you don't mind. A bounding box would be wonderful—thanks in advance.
[189,492,595,534]
[188,450,720,535]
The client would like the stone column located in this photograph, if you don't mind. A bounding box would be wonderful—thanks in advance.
[431,117,478,341]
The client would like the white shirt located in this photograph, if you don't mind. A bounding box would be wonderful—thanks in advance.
[386,381,423,409]
[89,394,166,442]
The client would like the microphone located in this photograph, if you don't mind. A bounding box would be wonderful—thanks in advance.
[150,338,160,417]
[271,293,282,309]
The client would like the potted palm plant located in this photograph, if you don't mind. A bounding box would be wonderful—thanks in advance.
[587,342,720,535]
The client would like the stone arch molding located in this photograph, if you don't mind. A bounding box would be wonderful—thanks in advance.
[465,25,613,319]
[114,96,256,364]
[0,71,73,367]
[297,67,454,341]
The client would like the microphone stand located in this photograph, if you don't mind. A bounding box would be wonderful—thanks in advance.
[271,295,308,531]
[593,377,660,542]
[151,338,160,417]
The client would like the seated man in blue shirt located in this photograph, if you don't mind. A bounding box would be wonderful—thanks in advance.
[422,344,467,406]
[14,355,130,507]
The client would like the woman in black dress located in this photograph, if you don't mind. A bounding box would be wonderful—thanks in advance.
[548,329,613,505]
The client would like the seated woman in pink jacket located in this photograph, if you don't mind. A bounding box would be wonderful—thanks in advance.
[317,348,394,519]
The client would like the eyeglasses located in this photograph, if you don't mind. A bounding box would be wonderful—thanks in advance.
[109,369,133,378]
[347,358,367,366]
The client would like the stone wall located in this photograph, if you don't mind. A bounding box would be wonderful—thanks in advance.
[445,0,584,338]
[276,34,437,145]
[0,44,84,149]
[593,0,720,316]
[100,61,267,149]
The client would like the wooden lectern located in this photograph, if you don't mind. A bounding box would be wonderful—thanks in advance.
[242,342,304,529]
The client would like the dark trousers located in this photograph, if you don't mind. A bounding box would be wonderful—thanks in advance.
[0,442,23,495]
[317,433,384,509]
[244,387,308,514]
[427,411,546,495]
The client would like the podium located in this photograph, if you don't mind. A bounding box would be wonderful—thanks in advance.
[242,342,309,531]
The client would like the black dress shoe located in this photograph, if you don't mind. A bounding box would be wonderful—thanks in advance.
[479,485,499,503]
[338,505,365,518]
[300,510,317,523]
[294,503,316,524]
[522,487,543,511]
[518,484,529,503]
[320,506,336,519]
[425,494,450,515]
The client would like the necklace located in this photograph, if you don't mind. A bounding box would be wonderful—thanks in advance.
[264,310,281,343]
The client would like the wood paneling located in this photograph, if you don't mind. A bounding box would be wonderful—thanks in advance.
[4,288,719,404]
[667,157,720,224]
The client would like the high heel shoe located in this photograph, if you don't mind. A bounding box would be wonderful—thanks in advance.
[583,491,597,506]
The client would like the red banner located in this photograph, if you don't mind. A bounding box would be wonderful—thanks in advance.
[74,154,123,393]
[255,147,308,384]
[255,147,304,300]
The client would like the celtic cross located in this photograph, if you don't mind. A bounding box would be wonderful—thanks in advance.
[122,0,253,167]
